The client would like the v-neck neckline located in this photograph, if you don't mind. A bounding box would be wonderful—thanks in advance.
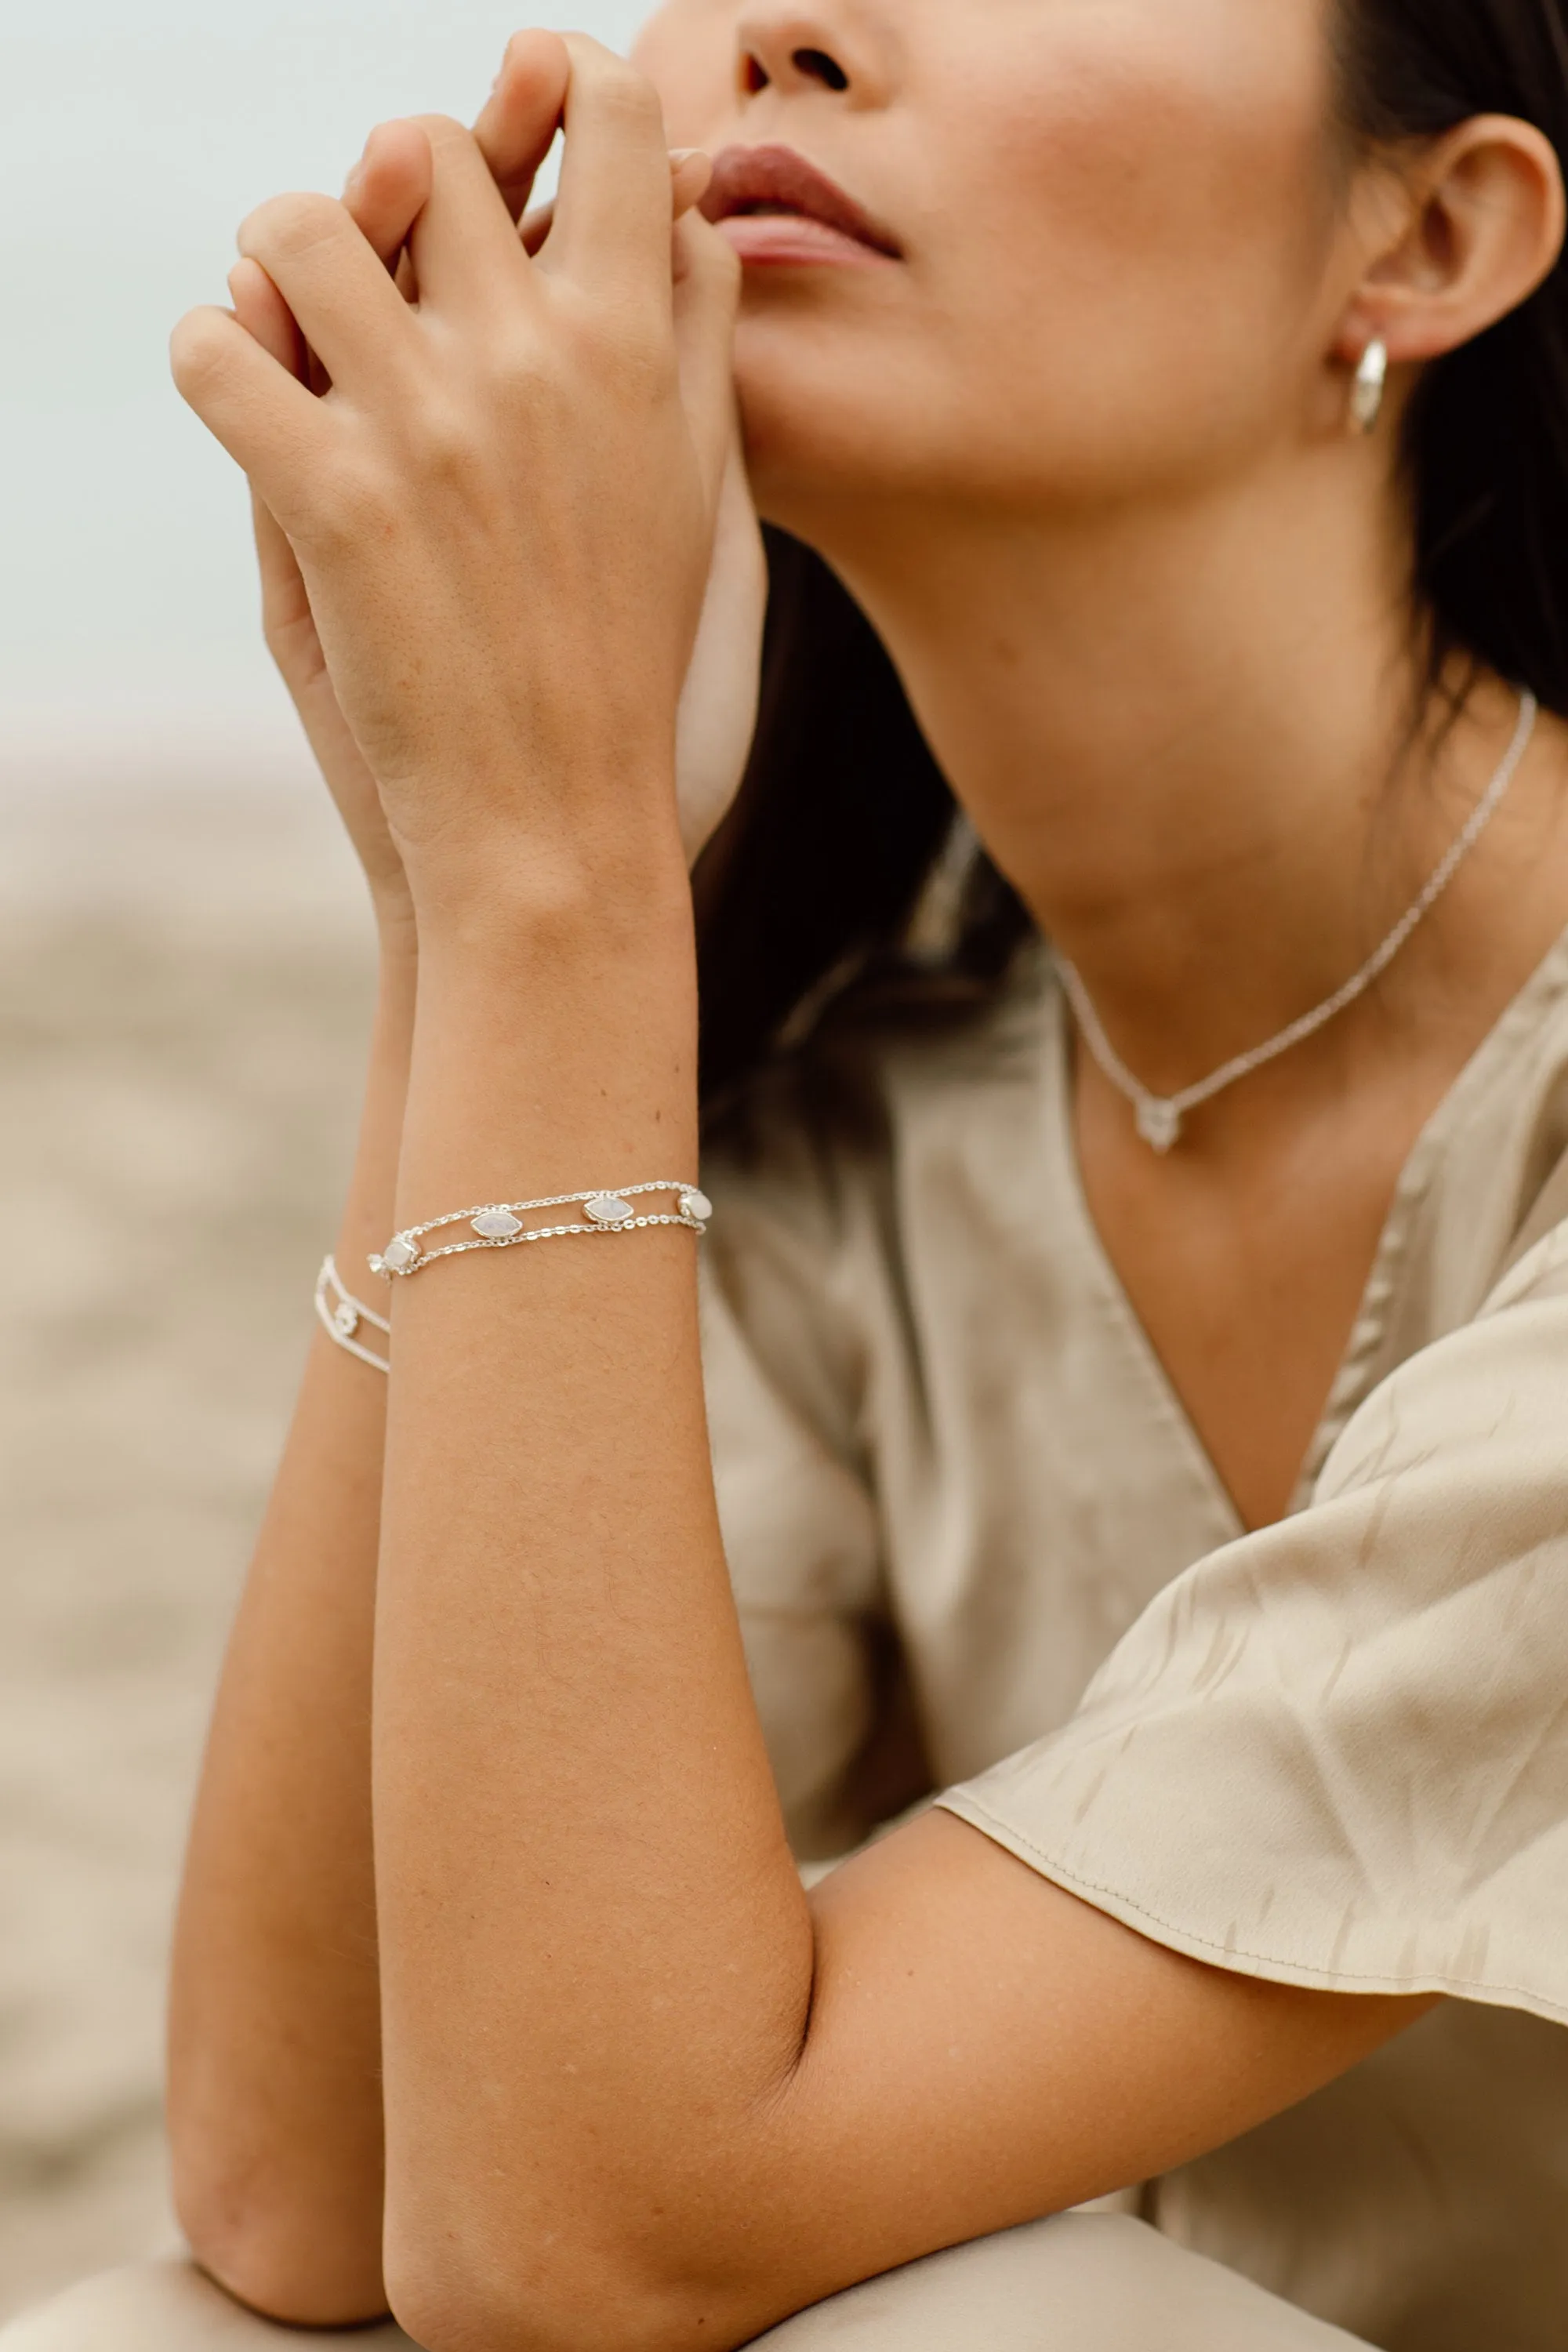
[1038,922,1568,1535]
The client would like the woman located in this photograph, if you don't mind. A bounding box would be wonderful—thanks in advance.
[10,2,1568,2345]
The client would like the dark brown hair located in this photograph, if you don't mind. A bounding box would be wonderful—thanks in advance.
[695,0,1568,1113]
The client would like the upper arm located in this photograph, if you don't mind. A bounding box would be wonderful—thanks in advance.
[684,1251,1568,2337]
[657,1198,1568,2343]
[703,1809,1429,2336]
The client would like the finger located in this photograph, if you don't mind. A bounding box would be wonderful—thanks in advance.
[671,212,742,513]
[670,150,715,216]
[238,192,418,390]
[250,485,311,652]
[544,37,676,305]
[228,256,307,379]
[521,151,711,260]
[170,305,329,516]
[472,27,572,223]
[401,114,535,314]
[342,118,434,270]
[231,239,331,400]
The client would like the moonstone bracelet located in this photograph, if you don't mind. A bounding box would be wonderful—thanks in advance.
[314,1256,392,1373]
[370,1181,713,1280]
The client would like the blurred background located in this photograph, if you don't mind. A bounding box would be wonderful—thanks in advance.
[1,0,640,2314]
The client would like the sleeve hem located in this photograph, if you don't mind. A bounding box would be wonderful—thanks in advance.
[935,1791,1568,2030]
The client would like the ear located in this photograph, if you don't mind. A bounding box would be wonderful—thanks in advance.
[1337,114,1566,369]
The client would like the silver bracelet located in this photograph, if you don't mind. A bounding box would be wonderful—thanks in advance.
[370,1181,712,1279]
[314,1255,392,1373]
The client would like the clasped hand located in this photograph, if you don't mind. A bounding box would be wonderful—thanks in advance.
[172,31,764,927]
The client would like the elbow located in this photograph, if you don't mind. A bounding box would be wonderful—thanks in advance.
[173,2165,390,2332]
[389,2292,756,2352]
[386,2234,765,2352]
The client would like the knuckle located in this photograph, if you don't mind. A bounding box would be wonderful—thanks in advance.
[590,60,664,132]
[586,304,673,397]
[310,456,395,547]
[241,190,346,265]
[484,330,549,403]
[405,397,488,484]
[557,277,656,359]
[406,111,469,154]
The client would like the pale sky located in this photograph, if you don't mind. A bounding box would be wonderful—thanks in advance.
[1,0,644,781]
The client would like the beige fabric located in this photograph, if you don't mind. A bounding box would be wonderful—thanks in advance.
[752,2216,1370,2347]
[702,931,1568,2350]
[0,2223,1371,2349]
[0,2262,413,2349]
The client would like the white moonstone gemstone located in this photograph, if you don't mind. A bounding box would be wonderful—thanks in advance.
[383,1234,422,1273]
[334,1303,361,1338]
[583,1193,635,1227]
[472,1210,524,1240]
[679,1189,713,1224]
[1134,1099,1182,1154]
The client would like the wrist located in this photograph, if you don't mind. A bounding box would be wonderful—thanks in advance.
[398,891,700,1225]
[405,826,692,974]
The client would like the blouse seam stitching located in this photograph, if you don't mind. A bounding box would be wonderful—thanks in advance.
[938,1791,1568,2017]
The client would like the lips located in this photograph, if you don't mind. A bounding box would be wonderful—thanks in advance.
[700,144,902,267]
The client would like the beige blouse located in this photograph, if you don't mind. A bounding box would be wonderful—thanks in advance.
[699,934,1568,2350]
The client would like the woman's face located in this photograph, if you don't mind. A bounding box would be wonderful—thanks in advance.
[633,0,1354,532]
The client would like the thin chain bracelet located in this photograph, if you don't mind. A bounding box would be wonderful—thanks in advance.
[315,1256,392,1372]
[369,1181,713,1279]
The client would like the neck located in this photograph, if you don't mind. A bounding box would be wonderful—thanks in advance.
[787,441,1518,1095]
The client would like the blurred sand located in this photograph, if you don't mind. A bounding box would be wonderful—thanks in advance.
[0,777,375,2318]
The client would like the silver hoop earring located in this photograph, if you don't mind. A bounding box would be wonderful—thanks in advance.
[1349,338,1388,434]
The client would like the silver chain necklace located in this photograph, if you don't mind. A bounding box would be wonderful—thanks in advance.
[1058,690,1539,1154]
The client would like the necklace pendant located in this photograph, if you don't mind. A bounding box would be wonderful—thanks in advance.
[1135,1098,1182,1154]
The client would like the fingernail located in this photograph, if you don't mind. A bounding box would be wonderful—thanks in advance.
[670,148,706,168]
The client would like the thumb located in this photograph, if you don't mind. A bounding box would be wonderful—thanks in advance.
[672,209,742,517]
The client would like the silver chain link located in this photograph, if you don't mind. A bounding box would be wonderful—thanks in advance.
[1058,691,1539,1152]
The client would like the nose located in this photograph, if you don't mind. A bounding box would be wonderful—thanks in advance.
[735,11,855,100]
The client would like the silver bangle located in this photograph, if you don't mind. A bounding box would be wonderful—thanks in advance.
[370,1181,713,1279]
[314,1255,391,1373]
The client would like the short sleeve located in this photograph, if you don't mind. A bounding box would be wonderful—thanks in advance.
[938,1220,1568,2026]
[701,1142,888,1861]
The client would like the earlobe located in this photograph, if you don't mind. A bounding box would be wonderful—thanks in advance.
[1338,114,1566,373]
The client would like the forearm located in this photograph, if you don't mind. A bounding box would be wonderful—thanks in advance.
[368,876,1429,2352]
[372,866,816,2340]
[170,77,1441,2350]
[167,932,416,2324]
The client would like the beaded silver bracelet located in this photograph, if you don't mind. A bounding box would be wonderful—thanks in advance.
[369,1181,713,1279]
[314,1255,392,1373]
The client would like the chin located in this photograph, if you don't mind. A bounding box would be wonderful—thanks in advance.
[731,314,933,528]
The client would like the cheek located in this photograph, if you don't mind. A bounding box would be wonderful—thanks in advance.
[935,13,1341,472]
[746,1,1344,511]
